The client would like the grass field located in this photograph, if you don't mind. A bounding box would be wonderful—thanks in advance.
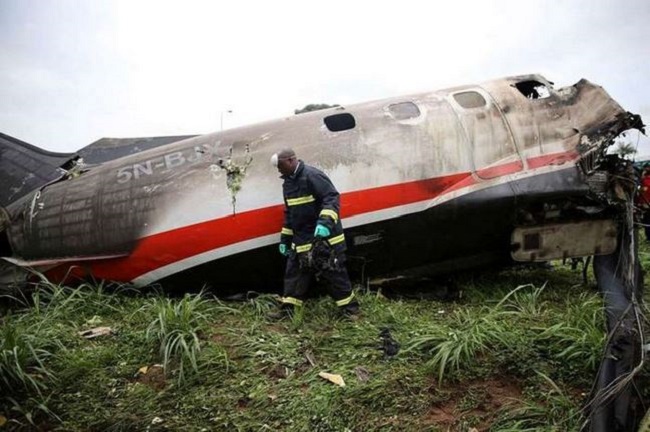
[1,243,649,431]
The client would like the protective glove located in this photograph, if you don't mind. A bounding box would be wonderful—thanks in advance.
[279,244,290,256]
[314,224,331,238]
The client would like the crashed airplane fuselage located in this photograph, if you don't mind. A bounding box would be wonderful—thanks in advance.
[0,74,643,291]
[0,74,646,430]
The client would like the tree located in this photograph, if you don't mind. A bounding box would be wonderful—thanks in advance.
[614,141,637,159]
[294,104,340,115]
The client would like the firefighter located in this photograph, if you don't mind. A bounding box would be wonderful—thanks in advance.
[269,148,360,319]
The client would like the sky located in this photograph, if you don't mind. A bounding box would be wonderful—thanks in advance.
[1,0,649,155]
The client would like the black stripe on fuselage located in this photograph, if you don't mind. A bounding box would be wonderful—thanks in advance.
[157,166,597,293]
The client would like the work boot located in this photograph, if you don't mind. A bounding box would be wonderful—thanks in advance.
[267,304,294,321]
[340,302,361,321]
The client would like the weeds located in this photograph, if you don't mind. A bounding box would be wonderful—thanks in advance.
[247,293,279,318]
[145,293,210,385]
[405,291,516,382]
[494,371,582,430]
[0,315,54,395]
[0,256,643,431]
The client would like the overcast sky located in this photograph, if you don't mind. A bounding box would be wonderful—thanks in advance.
[1,0,649,155]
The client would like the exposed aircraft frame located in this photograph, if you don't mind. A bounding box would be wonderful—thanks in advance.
[0,74,646,430]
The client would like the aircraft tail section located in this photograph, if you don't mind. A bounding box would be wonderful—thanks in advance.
[0,132,77,208]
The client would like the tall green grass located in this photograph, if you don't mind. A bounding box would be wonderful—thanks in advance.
[145,292,235,385]
[0,256,642,431]
[0,315,54,395]
[406,283,606,384]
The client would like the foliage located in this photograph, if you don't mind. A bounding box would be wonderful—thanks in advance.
[294,103,340,114]
[145,292,234,385]
[1,247,648,430]
[0,315,54,395]
[614,140,637,159]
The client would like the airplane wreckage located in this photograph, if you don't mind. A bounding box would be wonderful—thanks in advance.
[0,74,647,430]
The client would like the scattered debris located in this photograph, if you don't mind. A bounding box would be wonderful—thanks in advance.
[354,366,370,382]
[65,157,86,178]
[379,328,400,358]
[318,372,346,387]
[135,364,166,390]
[78,326,114,339]
[151,416,163,425]
[136,364,163,377]
[304,350,317,367]
[84,315,102,326]
[268,364,288,380]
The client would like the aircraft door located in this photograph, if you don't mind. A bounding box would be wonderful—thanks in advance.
[450,89,522,179]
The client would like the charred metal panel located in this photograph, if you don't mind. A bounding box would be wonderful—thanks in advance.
[448,88,522,179]
[8,163,159,259]
[511,219,618,262]
[0,132,76,207]
[77,135,198,165]
[481,74,571,156]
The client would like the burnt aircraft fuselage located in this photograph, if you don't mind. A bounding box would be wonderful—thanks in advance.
[0,74,644,292]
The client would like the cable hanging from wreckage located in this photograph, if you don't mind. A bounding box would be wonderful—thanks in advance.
[577,111,647,431]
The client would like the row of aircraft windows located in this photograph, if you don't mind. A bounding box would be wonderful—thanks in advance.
[322,80,551,132]
[323,102,422,132]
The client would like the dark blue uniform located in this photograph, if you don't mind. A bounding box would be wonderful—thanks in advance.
[279,161,358,312]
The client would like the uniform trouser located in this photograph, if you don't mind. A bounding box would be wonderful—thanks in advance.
[281,253,357,309]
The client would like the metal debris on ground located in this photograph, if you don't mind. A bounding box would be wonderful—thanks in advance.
[318,372,346,387]
[379,328,400,358]
[78,326,114,339]
[304,350,317,367]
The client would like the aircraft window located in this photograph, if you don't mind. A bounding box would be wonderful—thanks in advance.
[453,91,487,109]
[515,80,551,99]
[388,102,421,120]
[324,113,356,132]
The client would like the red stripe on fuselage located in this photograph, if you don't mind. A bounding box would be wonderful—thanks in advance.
[45,150,578,283]
[527,151,579,169]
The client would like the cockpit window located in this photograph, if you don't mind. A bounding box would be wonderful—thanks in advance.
[515,80,551,99]
[388,102,421,120]
[453,91,487,109]
[324,113,356,132]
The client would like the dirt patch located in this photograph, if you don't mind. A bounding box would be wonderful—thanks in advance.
[426,404,456,425]
[263,323,287,333]
[135,365,166,391]
[266,364,288,380]
[481,378,523,410]
[423,377,524,430]
[236,397,251,411]
[210,332,229,344]
[209,330,244,359]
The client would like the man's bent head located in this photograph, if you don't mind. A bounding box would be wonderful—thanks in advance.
[271,148,298,176]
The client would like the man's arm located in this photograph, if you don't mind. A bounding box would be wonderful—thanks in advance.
[309,170,340,233]
[280,203,294,250]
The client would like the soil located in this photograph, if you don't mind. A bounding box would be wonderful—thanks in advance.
[135,364,166,391]
[423,377,524,431]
